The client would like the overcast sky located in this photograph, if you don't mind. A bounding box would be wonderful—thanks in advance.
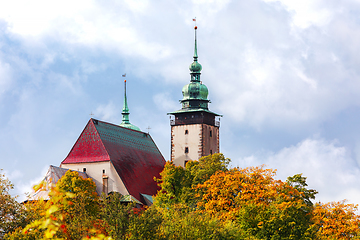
[1,0,360,205]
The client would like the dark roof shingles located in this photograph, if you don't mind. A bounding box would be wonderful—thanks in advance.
[62,119,165,204]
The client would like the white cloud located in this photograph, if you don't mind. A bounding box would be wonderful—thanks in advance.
[47,72,85,96]
[191,0,231,17]
[263,0,334,29]
[2,0,360,132]
[2,169,22,182]
[17,165,49,201]
[153,92,178,111]
[207,8,360,129]
[0,0,171,61]
[94,101,120,123]
[0,60,13,97]
[123,0,150,13]
[0,0,92,36]
[234,137,360,205]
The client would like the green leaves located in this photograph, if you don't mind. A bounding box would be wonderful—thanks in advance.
[286,174,318,207]
[0,170,27,238]
[3,154,360,239]
[155,153,230,207]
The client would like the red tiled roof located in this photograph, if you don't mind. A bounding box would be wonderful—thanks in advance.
[62,120,110,163]
[61,119,165,204]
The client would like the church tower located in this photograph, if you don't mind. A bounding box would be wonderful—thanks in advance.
[168,25,221,167]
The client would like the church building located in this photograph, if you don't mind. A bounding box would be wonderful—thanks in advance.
[59,80,165,205]
[28,24,220,205]
[29,80,166,206]
[168,25,221,167]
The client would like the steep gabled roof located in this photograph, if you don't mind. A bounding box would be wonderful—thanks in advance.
[26,165,88,202]
[61,118,165,204]
[62,119,110,163]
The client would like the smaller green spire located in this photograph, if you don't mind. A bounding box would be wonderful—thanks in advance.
[120,79,140,131]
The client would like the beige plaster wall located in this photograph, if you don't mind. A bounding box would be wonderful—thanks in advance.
[60,161,128,196]
[171,124,202,167]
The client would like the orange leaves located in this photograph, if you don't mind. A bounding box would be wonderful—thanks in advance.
[312,201,360,239]
[195,164,360,238]
[154,154,360,239]
[196,166,317,238]
[196,166,287,220]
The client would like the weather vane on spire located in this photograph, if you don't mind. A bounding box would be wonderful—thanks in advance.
[193,17,197,29]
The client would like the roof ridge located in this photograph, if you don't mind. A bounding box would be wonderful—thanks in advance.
[93,118,143,133]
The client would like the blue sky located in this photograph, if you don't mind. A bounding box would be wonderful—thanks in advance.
[1,0,360,205]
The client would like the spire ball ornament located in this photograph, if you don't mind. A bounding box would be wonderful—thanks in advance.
[189,61,202,73]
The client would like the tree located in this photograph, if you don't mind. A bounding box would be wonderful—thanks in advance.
[53,170,102,239]
[155,153,230,207]
[286,174,318,207]
[0,169,27,238]
[186,153,230,186]
[154,161,187,207]
[312,200,360,239]
[100,192,135,239]
[196,166,316,239]
[127,206,163,240]
[5,170,111,240]
[157,203,244,240]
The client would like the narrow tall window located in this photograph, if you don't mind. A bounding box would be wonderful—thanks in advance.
[185,129,188,135]
[83,168,86,173]
[102,176,108,194]
[210,150,213,155]
[103,169,105,174]
[185,147,189,153]
[210,130,212,137]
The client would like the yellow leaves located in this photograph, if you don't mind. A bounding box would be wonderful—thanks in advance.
[13,170,112,240]
[312,200,360,239]
[33,181,45,192]
[47,205,59,216]
[65,192,75,198]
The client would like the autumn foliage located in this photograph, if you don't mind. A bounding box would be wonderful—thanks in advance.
[196,167,315,238]
[2,154,360,239]
[155,153,360,239]
[312,201,360,239]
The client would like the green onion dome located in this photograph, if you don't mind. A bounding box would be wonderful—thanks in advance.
[182,81,208,101]
[189,61,202,73]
